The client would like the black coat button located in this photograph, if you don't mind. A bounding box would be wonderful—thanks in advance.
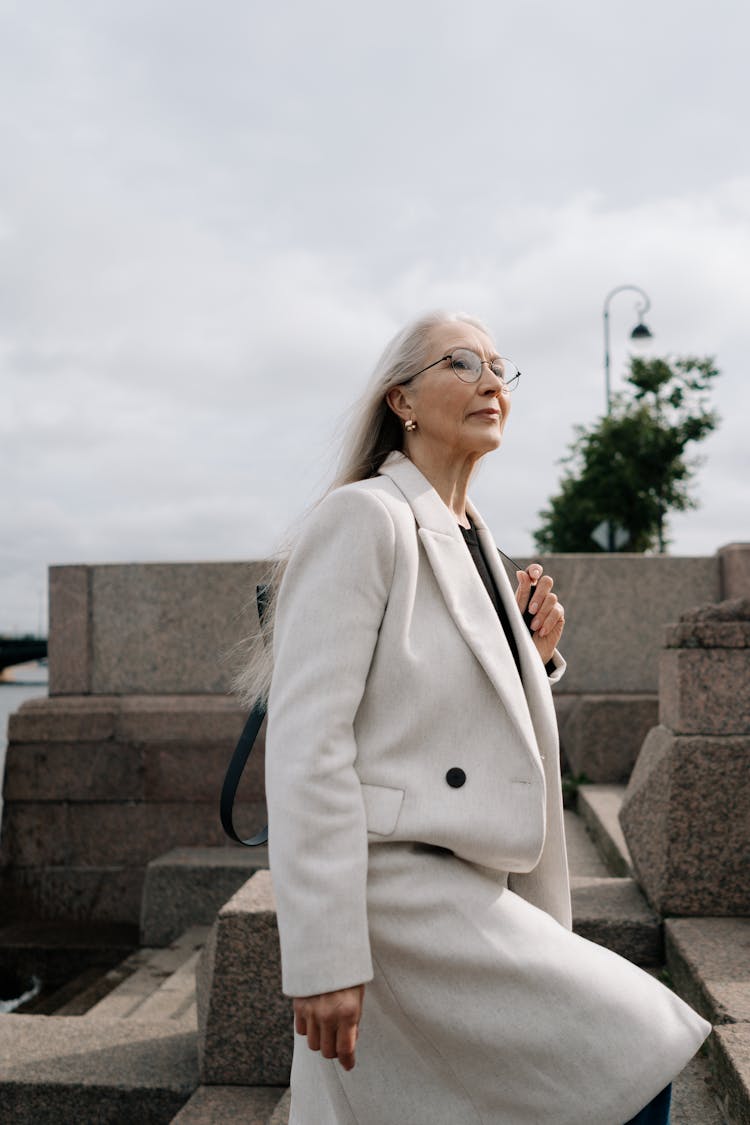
[446,767,466,788]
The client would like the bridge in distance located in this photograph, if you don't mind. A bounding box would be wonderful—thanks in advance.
[0,636,48,673]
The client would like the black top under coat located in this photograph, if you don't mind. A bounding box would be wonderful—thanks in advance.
[459,518,556,679]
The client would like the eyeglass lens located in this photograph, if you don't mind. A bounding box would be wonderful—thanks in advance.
[450,348,519,389]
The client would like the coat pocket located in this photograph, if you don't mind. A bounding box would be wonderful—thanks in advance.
[360,782,405,837]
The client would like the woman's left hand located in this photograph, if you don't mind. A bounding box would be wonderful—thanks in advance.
[515,564,565,667]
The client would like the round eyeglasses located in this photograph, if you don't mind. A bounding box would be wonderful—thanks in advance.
[409,348,521,391]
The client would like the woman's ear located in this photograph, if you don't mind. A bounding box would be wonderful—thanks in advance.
[385,384,413,422]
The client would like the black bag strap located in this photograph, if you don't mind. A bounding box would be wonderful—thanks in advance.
[219,583,271,847]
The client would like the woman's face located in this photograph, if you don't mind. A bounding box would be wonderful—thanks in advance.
[393,320,512,464]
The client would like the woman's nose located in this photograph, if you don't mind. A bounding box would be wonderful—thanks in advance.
[479,364,503,393]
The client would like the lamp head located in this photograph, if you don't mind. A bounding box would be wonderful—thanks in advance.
[630,321,653,340]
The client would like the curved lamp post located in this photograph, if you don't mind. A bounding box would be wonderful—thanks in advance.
[603,284,653,415]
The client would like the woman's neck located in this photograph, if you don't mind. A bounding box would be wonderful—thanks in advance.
[403,446,479,527]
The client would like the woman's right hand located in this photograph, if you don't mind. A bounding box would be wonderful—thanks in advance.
[293,984,366,1071]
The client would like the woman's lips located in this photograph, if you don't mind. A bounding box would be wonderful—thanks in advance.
[469,409,501,419]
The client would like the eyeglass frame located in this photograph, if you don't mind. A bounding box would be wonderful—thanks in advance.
[404,349,521,390]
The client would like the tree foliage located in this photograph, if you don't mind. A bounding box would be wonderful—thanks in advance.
[533,355,720,553]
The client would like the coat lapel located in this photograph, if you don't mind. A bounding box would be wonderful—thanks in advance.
[378,452,543,767]
[470,506,560,759]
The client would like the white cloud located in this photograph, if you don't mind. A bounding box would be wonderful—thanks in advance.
[2,1,749,629]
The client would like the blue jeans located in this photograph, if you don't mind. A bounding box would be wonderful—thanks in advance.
[624,1082,672,1124]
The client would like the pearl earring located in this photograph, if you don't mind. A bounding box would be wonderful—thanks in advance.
[404,418,417,432]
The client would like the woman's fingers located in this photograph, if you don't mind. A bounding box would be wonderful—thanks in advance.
[293,985,365,1069]
[516,566,549,617]
[320,1017,338,1060]
[306,1015,321,1052]
[515,566,565,664]
[515,566,542,613]
[336,1016,359,1071]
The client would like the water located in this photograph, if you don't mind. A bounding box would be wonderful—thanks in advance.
[0,664,48,832]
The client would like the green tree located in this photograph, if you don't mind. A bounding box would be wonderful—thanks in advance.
[533,355,720,553]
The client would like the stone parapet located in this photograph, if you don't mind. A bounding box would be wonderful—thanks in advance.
[45,555,731,698]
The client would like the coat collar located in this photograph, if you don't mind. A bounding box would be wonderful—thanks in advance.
[378,452,551,770]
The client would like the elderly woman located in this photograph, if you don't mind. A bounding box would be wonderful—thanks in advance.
[261,312,711,1124]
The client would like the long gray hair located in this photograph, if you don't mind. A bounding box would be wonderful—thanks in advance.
[231,309,492,706]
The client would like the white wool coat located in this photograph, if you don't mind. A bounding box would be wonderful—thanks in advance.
[265,451,712,1125]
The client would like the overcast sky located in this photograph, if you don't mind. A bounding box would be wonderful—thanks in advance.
[2,0,749,633]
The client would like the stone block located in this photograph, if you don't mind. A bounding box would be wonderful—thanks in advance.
[140,846,270,946]
[659,649,750,736]
[196,870,293,1086]
[620,726,750,915]
[559,694,657,782]
[2,741,145,802]
[48,565,91,695]
[571,876,662,965]
[115,695,248,744]
[712,1024,750,1125]
[8,695,118,742]
[0,802,71,867]
[1,865,145,924]
[63,561,267,696]
[719,542,750,599]
[516,554,719,693]
[0,1012,198,1124]
[8,694,248,745]
[142,736,264,804]
[664,609,750,650]
[171,1085,287,1124]
[665,917,750,1025]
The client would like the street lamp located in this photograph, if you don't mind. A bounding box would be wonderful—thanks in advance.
[603,284,653,415]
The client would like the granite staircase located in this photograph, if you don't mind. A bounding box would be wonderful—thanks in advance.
[0,796,745,1124]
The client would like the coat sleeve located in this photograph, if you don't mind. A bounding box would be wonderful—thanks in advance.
[265,486,396,997]
[546,648,566,684]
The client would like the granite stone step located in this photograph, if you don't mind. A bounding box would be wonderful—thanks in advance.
[170,1084,288,1124]
[576,782,633,876]
[0,1012,198,1124]
[665,917,750,1125]
[84,925,209,1021]
[140,845,269,946]
[564,806,662,964]
[571,875,662,965]
[170,1055,726,1125]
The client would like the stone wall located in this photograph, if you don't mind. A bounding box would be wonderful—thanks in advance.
[1,546,747,926]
